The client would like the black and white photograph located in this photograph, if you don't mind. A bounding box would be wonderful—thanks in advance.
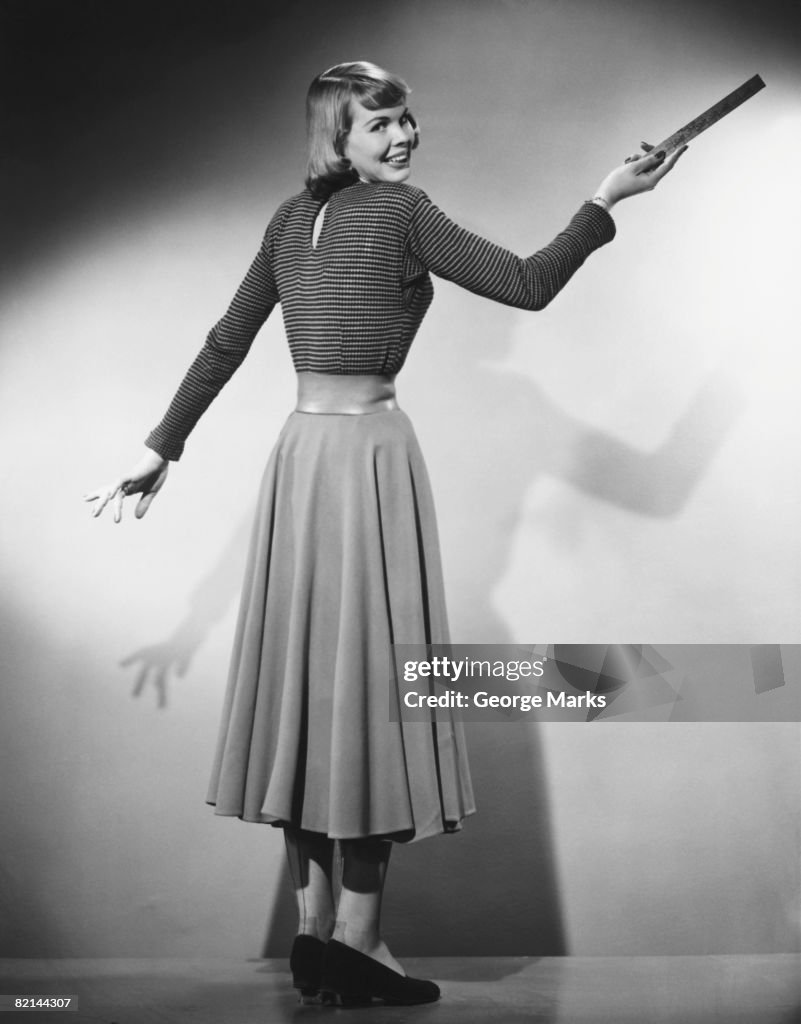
[1,0,799,1021]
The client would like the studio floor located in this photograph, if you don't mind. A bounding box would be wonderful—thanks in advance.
[1,955,799,1024]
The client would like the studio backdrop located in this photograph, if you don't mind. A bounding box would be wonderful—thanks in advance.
[1,0,799,959]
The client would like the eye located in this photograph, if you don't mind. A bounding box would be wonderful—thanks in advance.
[370,121,388,132]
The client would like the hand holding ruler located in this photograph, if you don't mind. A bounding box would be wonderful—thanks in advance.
[646,74,765,156]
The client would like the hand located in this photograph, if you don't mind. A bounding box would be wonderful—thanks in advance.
[84,448,169,522]
[120,633,195,709]
[594,140,688,209]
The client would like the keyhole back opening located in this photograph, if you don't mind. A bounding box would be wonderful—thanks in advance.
[311,201,329,250]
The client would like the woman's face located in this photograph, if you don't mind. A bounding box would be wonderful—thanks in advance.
[343,98,415,183]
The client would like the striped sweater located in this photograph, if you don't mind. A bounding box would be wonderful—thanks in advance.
[145,182,615,459]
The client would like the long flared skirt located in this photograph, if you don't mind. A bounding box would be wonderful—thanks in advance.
[206,408,475,842]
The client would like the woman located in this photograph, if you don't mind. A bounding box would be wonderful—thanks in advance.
[85,61,685,1006]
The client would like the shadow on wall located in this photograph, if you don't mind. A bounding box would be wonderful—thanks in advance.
[361,300,742,957]
[117,519,253,709]
[119,294,742,956]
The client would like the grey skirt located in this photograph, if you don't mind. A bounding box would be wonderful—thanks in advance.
[205,404,475,842]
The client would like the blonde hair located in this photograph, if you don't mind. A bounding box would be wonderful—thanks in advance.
[305,61,420,198]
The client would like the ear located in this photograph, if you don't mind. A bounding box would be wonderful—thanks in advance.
[407,110,421,150]
[334,128,349,158]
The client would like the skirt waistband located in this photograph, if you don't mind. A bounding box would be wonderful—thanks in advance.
[295,372,399,414]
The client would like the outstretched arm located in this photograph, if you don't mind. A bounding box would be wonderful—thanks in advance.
[85,198,292,521]
[406,147,686,310]
[145,205,289,462]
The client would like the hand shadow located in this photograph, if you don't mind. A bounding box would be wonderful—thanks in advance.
[120,513,254,708]
[553,366,744,516]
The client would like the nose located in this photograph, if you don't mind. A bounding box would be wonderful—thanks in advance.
[389,119,412,147]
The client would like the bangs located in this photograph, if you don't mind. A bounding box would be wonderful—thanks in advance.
[351,76,408,112]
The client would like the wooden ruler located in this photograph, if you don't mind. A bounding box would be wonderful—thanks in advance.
[651,74,765,155]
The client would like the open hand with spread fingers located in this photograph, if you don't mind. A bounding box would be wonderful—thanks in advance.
[84,448,169,523]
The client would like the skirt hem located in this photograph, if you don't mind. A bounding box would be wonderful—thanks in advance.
[205,801,476,844]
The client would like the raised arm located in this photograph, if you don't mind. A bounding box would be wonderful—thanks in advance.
[405,147,686,310]
[407,194,615,311]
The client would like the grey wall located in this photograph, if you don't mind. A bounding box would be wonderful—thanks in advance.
[1,0,799,958]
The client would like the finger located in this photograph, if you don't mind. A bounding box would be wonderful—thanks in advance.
[91,478,125,517]
[640,141,655,152]
[91,487,114,517]
[119,651,145,667]
[649,145,688,182]
[634,149,667,174]
[132,665,149,699]
[135,491,157,519]
[623,152,642,164]
[665,144,688,167]
[156,671,168,709]
[113,486,125,524]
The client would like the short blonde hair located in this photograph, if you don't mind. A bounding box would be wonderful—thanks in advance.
[305,61,420,198]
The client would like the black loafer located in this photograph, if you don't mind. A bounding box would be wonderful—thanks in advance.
[289,934,327,1001]
[320,938,440,1006]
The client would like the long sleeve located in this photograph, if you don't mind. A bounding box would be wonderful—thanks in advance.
[145,201,291,461]
[406,194,616,311]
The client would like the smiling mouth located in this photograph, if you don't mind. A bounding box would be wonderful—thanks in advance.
[383,150,410,166]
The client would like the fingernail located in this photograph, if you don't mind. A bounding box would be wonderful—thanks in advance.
[656,150,666,160]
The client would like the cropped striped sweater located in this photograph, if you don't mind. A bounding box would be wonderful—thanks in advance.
[146,181,615,459]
